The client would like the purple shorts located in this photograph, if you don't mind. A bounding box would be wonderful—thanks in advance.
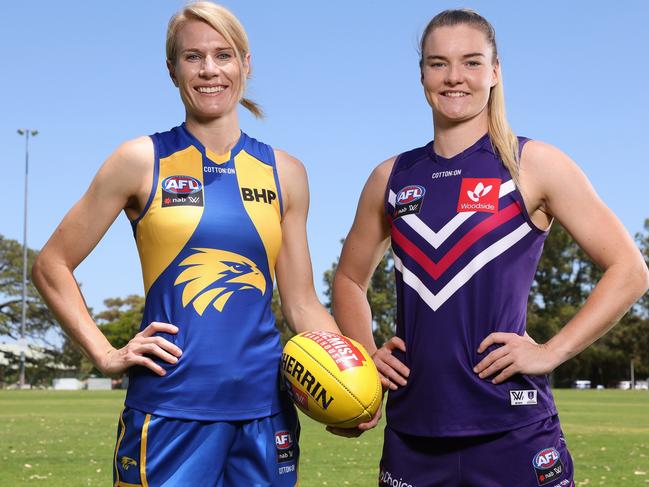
[379,415,574,487]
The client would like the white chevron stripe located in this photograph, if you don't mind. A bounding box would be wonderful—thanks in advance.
[393,222,531,311]
[389,179,516,249]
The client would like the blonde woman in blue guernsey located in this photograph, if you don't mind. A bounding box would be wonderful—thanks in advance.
[32,2,339,486]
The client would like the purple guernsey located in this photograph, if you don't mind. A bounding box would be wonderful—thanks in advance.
[385,134,557,437]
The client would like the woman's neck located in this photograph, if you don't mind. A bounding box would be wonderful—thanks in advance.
[432,110,489,159]
[185,110,241,155]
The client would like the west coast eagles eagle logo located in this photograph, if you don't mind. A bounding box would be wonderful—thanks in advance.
[120,456,137,470]
[174,248,266,315]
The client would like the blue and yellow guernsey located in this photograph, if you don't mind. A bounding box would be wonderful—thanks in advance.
[125,124,285,421]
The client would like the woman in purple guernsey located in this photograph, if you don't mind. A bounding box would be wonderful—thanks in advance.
[332,9,649,487]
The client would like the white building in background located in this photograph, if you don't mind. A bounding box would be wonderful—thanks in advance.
[634,381,649,390]
[571,380,591,389]
[0,341,75,388]
[53,378,83,390]
[87,378,112,390]
[0,341,57,366]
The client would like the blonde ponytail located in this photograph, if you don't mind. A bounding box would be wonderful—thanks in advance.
[240,97,264,119]
[487,73,520,187]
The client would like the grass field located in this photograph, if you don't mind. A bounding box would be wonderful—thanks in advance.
[1,390,647,486]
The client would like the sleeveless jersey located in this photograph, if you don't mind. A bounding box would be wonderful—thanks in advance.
[384,133,557,437]
[125,124,284,421]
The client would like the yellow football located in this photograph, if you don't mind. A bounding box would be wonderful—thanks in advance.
[281,330,382,428]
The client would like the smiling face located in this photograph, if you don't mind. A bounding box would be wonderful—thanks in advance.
[421,24,498,127]
[167,19,249,123]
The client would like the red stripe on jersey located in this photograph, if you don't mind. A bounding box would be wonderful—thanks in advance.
[392,202,522,280]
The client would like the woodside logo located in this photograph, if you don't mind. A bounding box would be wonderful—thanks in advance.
[456,178,501,213]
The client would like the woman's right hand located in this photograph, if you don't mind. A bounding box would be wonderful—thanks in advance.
[99,322,183,377]
[373,336,409,390]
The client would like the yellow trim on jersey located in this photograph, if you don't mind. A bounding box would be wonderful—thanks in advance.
[206,147,230,165]
[113,408,126,487]
[115,482,142,487]
[140,414,151,487]
[234,150,282,283]
[137,145,204,293]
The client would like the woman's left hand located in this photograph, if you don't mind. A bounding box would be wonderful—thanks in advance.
[473,333,559,384]
[326,404,382,438]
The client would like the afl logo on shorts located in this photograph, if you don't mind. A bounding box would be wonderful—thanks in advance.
[275,431,293,450]
[161,175,204,208]
[275,430,297,465]
[394,185,426,219]
[162,175,202,195]
[533,448,560,469]
[532,447,564,485]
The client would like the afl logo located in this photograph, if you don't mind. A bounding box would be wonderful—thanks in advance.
[532,447,560,469]
[396,185,425,204]
[275,431,293,450]
[162,175,202,195]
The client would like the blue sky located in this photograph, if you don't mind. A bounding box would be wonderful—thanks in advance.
[1,1,647,317]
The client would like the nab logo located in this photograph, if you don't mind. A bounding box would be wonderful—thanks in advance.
[275,431,293,450]
[242,187,277,205]
[533,448,560,469]
[162,175,202,195]
[396,185,425,204]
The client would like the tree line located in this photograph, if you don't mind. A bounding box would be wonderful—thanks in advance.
[1,220,647,388]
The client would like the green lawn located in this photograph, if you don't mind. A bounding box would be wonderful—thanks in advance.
[0,390,647,486]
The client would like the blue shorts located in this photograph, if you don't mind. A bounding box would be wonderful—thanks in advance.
[379,415,574,487]
[113,406,299,487]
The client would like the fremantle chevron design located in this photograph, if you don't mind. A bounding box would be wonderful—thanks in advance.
[388,179,530,312]
[388,179,515,248]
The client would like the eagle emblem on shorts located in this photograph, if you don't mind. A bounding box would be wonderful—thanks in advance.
[174,248,266,315]
[120,456,137,470]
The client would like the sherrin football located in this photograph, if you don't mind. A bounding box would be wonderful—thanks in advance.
[281,330,382,428]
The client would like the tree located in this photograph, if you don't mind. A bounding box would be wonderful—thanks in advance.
[58,295,144,378]
[0,235,70,386]
[528,222,649,387]
[0,235,59,345]
[95,295,145,349]
[635,219,649,315]
[62,294,146,378]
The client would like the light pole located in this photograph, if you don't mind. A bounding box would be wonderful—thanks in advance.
[16,128,38,389]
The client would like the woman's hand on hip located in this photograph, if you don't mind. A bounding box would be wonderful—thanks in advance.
[99,321,183,377]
